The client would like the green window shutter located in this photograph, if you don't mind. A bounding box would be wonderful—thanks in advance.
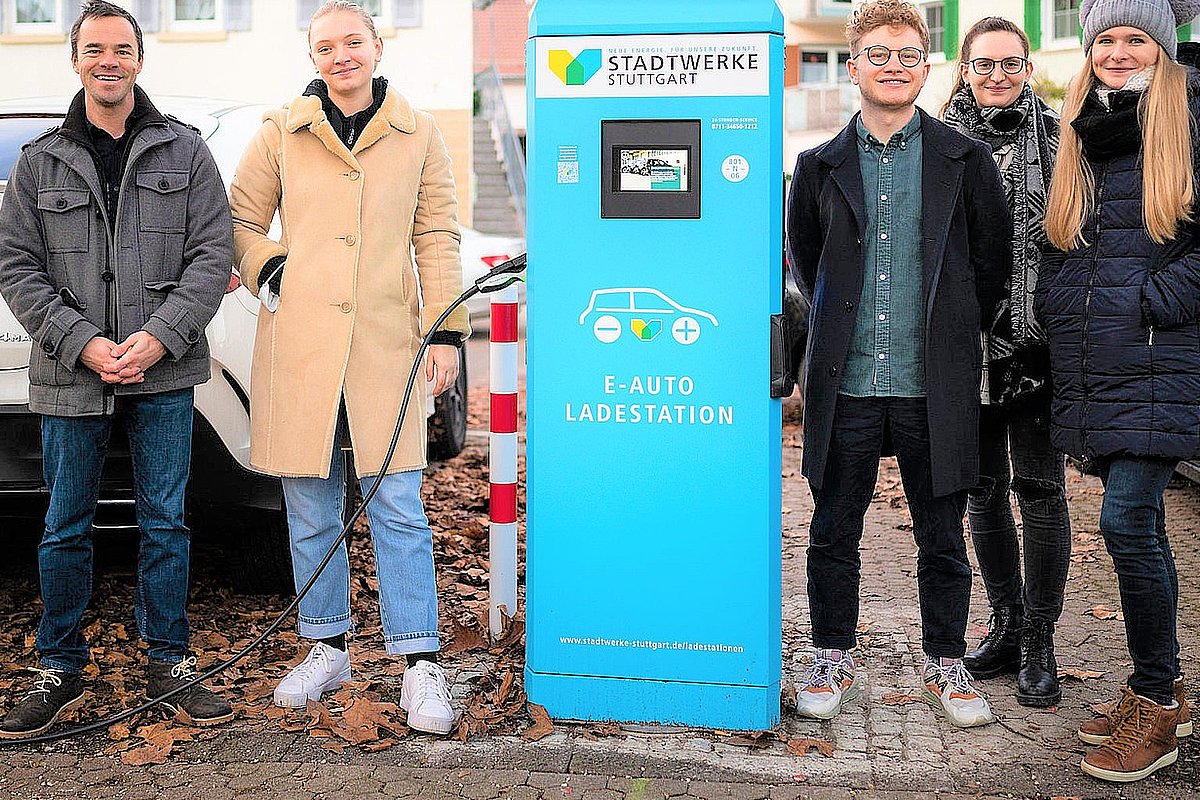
[944,0,960,59]
[1025,0,1042,52]
[1179,23,1192,42]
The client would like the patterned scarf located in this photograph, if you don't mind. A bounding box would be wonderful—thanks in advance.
[943,83,1059,353]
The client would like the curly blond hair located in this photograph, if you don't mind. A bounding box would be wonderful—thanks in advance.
[845,0,930,54]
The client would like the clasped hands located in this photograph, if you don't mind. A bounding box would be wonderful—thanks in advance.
[80,332,166,385]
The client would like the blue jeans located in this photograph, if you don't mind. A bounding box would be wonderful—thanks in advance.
[282,444,439,655]
[37,388,194,673]
[967,402,1072,622]
[1097,456,1181,706]
[808,395,973,658]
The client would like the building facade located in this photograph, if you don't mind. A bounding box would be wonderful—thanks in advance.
[0,0,475,222]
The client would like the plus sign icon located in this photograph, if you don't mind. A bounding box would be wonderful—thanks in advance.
[671,316,702,345]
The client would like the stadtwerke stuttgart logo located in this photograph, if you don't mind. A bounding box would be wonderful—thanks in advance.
[548,49,603,85]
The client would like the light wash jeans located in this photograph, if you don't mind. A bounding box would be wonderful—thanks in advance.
[282,443,439,656]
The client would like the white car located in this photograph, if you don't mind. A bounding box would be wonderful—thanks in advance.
[0,96,480,592]
[460,227,524,323]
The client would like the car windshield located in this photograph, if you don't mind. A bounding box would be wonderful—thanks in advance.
[0,116,61,183]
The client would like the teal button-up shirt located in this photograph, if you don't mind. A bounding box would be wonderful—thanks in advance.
[840,113,926,398]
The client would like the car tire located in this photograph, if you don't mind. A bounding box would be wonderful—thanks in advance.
[426,343,468,461]
[220,505,296,596]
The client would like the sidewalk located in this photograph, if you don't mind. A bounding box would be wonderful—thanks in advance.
[0,436,1194,799]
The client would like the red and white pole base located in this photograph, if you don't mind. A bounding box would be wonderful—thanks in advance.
[488,284,520,638]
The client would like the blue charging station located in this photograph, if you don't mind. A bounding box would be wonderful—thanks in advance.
[524,1,785,730]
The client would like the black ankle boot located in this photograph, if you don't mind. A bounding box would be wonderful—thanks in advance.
[1017,617,1060,707]
[963,606,1022,679]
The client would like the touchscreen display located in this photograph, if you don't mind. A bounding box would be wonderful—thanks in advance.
[617,148,689,192]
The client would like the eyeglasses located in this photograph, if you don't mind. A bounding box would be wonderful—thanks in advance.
[854,45,926,68]
[967,56,1029,75]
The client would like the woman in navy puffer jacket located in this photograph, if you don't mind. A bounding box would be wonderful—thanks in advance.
[1039,4,1200,783]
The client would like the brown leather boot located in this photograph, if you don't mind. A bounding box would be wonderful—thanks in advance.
[1079,677,1192,744]
[1080,688,1179,782]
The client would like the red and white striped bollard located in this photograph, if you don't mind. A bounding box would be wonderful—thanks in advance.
[488,283,520,638]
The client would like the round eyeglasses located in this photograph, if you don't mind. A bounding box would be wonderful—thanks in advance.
[967,56,1029,75]
[855,45,926,68]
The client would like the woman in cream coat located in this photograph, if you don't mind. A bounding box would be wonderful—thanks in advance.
[229,0,469,735]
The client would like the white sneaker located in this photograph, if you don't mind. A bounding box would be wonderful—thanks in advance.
[273,643,352,708]
[400,660,457,735]
[922,657,995,728]
[796,649,860,719]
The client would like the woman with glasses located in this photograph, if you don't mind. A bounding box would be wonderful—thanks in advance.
[940,17,1071,710]
[1039,0,1200,782]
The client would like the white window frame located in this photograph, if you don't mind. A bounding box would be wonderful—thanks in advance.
[921,1,947,62]
[798,49,831,86]
[7,0,63,35]
[1043,0,1080,49]
[797,46,852,87]
[167,0,224,33]
[359,0,391,29]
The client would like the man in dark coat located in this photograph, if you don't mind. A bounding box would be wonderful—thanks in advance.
[785,0,1011,728]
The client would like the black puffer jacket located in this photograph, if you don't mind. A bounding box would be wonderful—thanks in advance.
[1038,55,1200,462]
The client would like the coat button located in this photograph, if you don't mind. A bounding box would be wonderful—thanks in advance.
[42,341,54,353]
[158,178,170,190]
[55,197,67,209]
[102,271,114,282]
[844,300,854,312]
[340,302,353,313]
[828,366,838,376]
[348,171,360,180]
[345,234,356,246]
[186,329,200,343]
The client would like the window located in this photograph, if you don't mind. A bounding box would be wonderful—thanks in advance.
[360,0,387,25]
[169,0,222,31]
[837,51,852,83]
[924,2,945,56]
[7,0,62,33]
[800,51,829,85]
[391,0,421,27]
[1047,0,1079,43]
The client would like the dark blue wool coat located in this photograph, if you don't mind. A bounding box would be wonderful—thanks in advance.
[1037,71,1200,462]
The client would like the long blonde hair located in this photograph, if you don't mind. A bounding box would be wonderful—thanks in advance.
[1045,53,1195,249]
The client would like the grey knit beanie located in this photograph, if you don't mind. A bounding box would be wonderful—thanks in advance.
[1080,0,1200,59]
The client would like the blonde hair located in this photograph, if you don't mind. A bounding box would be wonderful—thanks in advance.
[845,0,930,54]
[308,0,379,46]
[1046,54,1195,248]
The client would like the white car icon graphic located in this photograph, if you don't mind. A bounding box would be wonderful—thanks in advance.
[578,288,718,344]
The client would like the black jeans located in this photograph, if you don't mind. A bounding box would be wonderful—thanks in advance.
[807,395,972,658]
[1097,456,1181,706]
[966,401,1072,622]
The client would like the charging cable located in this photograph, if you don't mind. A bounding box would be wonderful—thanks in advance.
[0,254,527,746]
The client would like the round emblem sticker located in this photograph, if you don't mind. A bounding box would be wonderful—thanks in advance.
[721,155,749,183]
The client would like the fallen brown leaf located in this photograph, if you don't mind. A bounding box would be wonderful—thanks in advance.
[878,691,921,705]
[787,737,834,757]
[443,617,486,656]
[1086,605,1123,621]
[724,730,775,749]
[521,702,555,741]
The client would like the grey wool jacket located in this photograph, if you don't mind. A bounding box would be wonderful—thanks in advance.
[0,88,232,416]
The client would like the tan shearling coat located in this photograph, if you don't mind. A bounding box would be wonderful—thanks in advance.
[229,88,470,479]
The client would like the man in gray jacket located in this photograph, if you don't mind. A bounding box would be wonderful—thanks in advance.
[0,1,232,738]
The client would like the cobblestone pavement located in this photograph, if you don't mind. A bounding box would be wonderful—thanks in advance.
[0,434,1195,799]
